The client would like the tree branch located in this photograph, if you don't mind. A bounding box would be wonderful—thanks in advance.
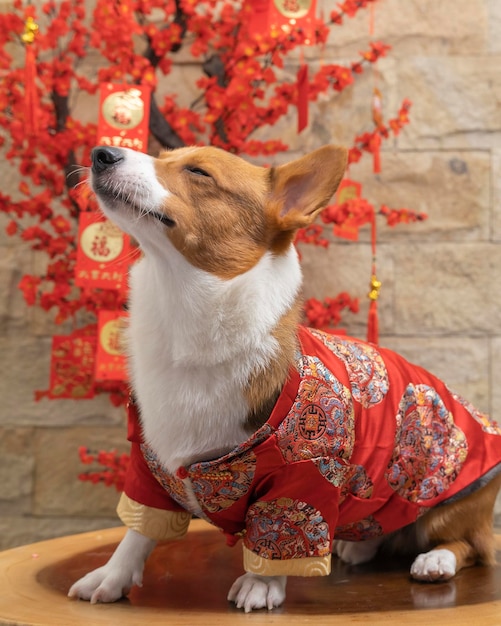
[52,91,80,209]
[145,1,188,148]
[149,97,185,149]
[202,55,228,143]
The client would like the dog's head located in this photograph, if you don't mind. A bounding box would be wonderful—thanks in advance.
[90,145,347,279]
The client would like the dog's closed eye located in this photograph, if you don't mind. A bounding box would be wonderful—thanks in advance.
[185,165,211,178]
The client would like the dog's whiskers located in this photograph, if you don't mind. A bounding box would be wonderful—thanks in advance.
[67,165,90,180]
[98,176,160,226]
[72,178,89,190]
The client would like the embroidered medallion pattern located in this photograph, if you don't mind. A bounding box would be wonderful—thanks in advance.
[276,373,354,463]
[450,389,501,436]
[310,329,389,408]
[190,449,257,513]
[314,457,374,501]
[141,443,192,511]
[385,384,468,502]
[245,497,331,560]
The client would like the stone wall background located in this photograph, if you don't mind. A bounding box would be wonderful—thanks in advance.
[1,0,500,549]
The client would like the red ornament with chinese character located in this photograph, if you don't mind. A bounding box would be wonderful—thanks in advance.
[97,83,151,153]
[245,0,318,41]
[49,327,97,399]
[95,310,128,382]
[75,212,131,292]
[332,179,362,241]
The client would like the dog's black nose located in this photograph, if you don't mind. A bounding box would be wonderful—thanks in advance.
[91,147,124,173]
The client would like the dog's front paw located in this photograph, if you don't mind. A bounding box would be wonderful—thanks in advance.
[68,564,144,604]
[410,549,457,582]
[227,573,287,613]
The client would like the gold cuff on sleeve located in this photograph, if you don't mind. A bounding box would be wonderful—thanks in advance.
[243,545,331,577]
[117,492,191,541]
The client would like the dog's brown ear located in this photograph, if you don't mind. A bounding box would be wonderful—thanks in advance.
[268,145,348,231]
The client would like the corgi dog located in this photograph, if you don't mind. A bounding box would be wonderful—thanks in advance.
[69,145,501,613]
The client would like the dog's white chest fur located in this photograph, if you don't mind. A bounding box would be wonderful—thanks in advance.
[127,244,302,472]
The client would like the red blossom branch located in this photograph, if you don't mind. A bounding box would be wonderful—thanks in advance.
[330,0,379,25]
[304,293,360,331]
[0,1,418,427]
[78,446,129,491]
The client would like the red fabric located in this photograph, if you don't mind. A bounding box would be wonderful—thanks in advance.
[124,402,186,512]
[123,327,501,562]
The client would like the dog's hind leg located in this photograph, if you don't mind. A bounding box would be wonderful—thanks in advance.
[410,473,501,582]
[410,541,475,581]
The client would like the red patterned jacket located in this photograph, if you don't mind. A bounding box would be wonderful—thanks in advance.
[117,327,501,577]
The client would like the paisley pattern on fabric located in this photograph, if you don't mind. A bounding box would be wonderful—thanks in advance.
[245,497,331,560]
[141,443,193,512]
[450,389,501,436]
[310,329,389,408]
[314,457,374,501]
[276,373,354,463]
[335,515,384,541]
[385,384,468,502]
[190,449,257,513]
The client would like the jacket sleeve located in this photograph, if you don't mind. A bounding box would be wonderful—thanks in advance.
[117,403,191,541]
[241,463,337,577]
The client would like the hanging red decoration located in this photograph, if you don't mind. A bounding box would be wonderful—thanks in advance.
[95,311,128,382]
[49,327,97,399]
[366,211,381,344]
[370,87,383,173]
[97,83,151,152]
[369,0,376,35]
[244,1,318,133]
[245,0,318,40]
[22,15,39,138]
[369,132,381,173]
[74,212,132,292]
[332,179,362,240]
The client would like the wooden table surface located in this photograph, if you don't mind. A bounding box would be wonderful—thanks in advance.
[1,519,501,625]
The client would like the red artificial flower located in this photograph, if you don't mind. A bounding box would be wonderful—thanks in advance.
[50,215,71,234]
[18,274,41,306]
[380,205,427,226]
[5,220,18,236]
[304,293,359,330]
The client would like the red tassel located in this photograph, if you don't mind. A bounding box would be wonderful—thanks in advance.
[297,62,309,133]
[22,16,39,139]
[367,211,381,344]
[24,44,39,138]
[369,1,376,35]
[370,132,381,174]
[367,299,379,344]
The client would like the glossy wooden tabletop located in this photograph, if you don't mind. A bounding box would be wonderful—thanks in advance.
[1,520,501,625]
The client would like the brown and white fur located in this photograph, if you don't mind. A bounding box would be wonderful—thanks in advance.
[69,145,500,612]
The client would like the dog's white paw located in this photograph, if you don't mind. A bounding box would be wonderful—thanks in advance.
[334,536,383,565]
[68,528,156,604]
[410,549,457,582]
[68,563,144,603]
[227,573,287,612]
